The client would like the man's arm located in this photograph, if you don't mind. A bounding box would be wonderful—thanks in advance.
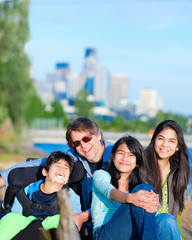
[73,210,91,231]
[0,157,46,187]
[0,175,5,188]
[69,187,91,231]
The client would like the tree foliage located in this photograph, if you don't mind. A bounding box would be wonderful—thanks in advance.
[97,119,111,131]
[0,105,8,125]
[152,111,189,133]
[51,101,67,119]
[128,119,150,133]
[24,95,44,124]
[98,110,190,134]
[40,101,69,128]
[75,89,94,118]
[110,116,129,132]
[0,0,35,126]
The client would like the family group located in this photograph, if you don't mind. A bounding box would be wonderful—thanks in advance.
[0,117,190,240]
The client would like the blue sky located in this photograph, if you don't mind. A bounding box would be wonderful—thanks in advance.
[26,0,192,115]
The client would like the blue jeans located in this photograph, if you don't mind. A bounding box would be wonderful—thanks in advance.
[94,183,159,240]
[156,213,181,240]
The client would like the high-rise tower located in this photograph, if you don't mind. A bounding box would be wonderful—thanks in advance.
[52,62,69,101]
[136,88,163,117]
[108,73,128,109]
[81,48,109,106]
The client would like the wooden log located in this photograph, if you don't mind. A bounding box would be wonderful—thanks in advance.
[39,188,80,240]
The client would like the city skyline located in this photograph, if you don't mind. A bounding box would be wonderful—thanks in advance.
[26,0,192,115]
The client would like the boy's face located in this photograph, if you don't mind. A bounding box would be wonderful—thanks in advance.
[43,159,70,185]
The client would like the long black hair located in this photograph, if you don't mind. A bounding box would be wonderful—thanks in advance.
[108,136,149,192]
[145,120,190,211]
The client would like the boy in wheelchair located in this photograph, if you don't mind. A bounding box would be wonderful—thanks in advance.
[0,151,82,240]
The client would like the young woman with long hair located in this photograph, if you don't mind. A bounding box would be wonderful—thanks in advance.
[145,120,190,229]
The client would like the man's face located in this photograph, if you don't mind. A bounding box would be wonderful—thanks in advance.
[70,130,104,163]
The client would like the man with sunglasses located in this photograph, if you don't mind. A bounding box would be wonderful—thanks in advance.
[65,118,114,237]
[0,117,114,239]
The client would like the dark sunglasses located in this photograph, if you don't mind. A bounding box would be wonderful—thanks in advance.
[73,135,93,148]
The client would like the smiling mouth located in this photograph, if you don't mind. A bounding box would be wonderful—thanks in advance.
[160,148,169,152]
[52,176,67,184]
[120,163,130,166]
[83,146,92,154]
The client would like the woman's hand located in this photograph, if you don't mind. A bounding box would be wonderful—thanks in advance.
[128,190,160,213]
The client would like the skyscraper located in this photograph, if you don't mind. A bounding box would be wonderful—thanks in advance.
[109,73,128,109]
[81,48,109,106]
[136,88,163,117]
[52,62,69,101]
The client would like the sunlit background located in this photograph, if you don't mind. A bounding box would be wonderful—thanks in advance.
[0,1,192,236]
[26,0,192,116]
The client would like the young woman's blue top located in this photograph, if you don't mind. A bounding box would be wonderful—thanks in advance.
[91,170,127,234]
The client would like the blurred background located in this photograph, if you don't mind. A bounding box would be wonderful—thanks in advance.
[1,0,192,134]
[0,0,192,237]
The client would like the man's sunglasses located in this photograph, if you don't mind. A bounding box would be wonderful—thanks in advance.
[73,135,93,148]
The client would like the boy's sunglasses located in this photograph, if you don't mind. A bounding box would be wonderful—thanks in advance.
[73,135,93,148]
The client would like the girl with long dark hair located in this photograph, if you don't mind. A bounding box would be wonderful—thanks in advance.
[145,120,190,230]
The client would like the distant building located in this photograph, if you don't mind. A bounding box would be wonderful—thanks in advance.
[81,48,109,106]
[56,62,69,76]
[109,73,128,109]
[67,72,82,101]
[85,48,96,58]
[136,88,163,117]
[52,63,69,101]
[34,80,54,105]
[93,106,117,121]
[44,62,81,104]
[33,48,165,121]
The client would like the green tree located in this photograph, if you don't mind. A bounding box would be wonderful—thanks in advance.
[129,119,150,133]
[153,111,188,133]
[0,0,35,126]
[75,89,94,118]
[110,116,129,132]
[51,101,66,119]
[97,119,111,131]
[24,95,45,125]
[40,101,64,118]
[40,101,69,128]
[0,105,8,125]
